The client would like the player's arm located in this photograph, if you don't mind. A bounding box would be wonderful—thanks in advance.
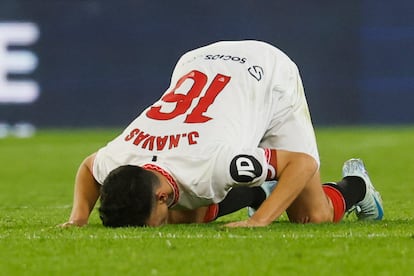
[225,149,318,227]
[167,205,216,224]
[59,153,100,227]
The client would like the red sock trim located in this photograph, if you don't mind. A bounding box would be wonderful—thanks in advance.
[264,148,278,180]
[323,185,346,223]
[203,204,219,223]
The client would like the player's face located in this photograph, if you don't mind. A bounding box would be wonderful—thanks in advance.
[146,202,169,227]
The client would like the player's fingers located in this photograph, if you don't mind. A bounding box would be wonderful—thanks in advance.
[223,220,251,228]
[224,218,270,228]
[57,221,80,228]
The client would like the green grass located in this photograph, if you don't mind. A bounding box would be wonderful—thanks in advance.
[1,127,414,275]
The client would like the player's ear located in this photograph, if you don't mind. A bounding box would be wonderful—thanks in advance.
[155,191,169,204]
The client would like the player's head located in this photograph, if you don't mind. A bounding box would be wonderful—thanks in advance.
[98,165,161,227]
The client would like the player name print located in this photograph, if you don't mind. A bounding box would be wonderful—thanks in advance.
[124,128,199,151]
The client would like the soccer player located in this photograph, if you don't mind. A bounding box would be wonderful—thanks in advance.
[61,40,383,228]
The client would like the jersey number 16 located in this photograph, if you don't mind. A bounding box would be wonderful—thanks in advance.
[146,70,231,123]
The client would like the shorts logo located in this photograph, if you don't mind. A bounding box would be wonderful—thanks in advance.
[230,155,263,182]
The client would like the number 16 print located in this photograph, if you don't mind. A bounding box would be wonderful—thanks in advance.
[146,70,231,123]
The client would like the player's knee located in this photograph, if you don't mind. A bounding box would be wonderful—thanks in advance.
[308,209,333,223]
[290,210,332,224]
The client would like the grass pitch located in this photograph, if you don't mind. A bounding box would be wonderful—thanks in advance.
[0,127,413,275]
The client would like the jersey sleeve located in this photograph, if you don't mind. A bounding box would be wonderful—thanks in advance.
[92,148,107,185]
[92,147,127,185]
[214,146,269,191]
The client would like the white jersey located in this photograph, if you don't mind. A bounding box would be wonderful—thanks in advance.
[93,40,319,210]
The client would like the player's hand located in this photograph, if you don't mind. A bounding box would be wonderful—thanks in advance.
[58,220,86,228]
[224,218,269,228]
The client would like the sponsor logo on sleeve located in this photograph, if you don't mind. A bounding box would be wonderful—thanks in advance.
[230,154,263,182]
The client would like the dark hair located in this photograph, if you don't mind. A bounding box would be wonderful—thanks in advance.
[98,165,159,227]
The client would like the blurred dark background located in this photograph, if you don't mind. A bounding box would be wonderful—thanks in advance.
[0,0,413,127]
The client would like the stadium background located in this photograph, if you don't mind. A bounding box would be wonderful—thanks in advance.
[0,0,413,128]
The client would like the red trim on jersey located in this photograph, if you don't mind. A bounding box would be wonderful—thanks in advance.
[264,148,278,180]
[142,164,180,208]
[203,204,219,222]
[322,185,346,223]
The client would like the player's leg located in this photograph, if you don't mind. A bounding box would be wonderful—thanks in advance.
[286,158,384,223]
[322,158,383,221]
[247,181,278,217]
[340,158,383,220]
[216,186,267,218]
[171,185,273,224]
[286,171,334,223]
[203,186,270,222]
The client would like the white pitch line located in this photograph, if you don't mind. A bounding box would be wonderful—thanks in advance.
[0,231,406,241]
